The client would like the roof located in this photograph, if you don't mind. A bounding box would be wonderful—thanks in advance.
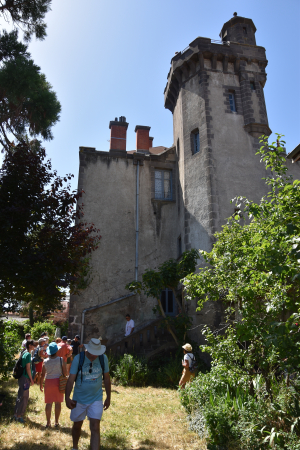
[127,146,167,155]
[287,143,300,163]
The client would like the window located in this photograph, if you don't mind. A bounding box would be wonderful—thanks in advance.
[191,130,200,155]
[161,288,177,316]
[155,170,172,200]
[177,235,182,258]
[243,27,247,35]
[229,92,237,112]
[177,138,180,160]
[250,81,255,91]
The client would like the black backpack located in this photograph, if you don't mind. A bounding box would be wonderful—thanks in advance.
[13,350,26,379]
[187,353,198,373]
[75,351,105,383]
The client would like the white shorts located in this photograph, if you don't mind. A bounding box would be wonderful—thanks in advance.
[70,400,103,422]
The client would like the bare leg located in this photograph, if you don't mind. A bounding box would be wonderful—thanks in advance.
[90,418,100,450]
[45,403,52,426]
[36,372,41,385]
[54,402,61,425]
[72,420,83,449]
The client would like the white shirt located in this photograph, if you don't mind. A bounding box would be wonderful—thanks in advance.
[125,319,135,336]
[183,353,194,368]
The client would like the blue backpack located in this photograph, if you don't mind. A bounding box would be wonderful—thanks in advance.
[75,351,105,383]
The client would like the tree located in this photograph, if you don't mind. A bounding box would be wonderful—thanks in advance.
[126,249,199,345]
[0,141,101,315]
[183,136,300,392]
[0,0,52,41]
[0,30,61,150]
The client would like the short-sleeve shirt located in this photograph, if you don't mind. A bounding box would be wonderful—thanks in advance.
[71,340,80,355]
[125,319,135,336]
[22,351,32,378]
[70,353,109,404]
[184,353,194,368]
[57,342,72,362]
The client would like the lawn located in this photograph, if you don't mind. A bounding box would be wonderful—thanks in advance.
[0,379,206,450]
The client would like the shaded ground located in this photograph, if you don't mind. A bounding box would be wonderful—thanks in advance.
[0,379,206,450]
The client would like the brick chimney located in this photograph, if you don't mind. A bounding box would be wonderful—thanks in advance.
[109,116,128,152]
[135,125,151,151]
[149,136,154,148]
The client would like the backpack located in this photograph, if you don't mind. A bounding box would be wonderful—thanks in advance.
[32,346,43,364]
[13,350,26,379]
[75,351,105,384]
[187,353,198,373]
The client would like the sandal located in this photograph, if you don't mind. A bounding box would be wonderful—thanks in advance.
[45,424,51,428]
[54,423,60,428]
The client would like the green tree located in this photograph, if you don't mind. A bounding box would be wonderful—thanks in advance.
[184,136,300,391]
[126,249,199,345]
[0,30,60,150]
[0,141,101,315]
[0,0,52,41]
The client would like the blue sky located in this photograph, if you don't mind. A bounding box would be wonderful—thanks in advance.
[1,0,300,191]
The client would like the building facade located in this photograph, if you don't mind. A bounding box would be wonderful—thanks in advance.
[69,14,300,352]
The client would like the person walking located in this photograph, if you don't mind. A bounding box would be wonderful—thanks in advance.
[57,336,72,362]
[13,340,35,423]
[65,338,111,450]
[179,343,195,389]
[71,335,83,357]
[21,333,31,350]
[40,342,67,428]
[125,314,135,336]
[33,338,46,384]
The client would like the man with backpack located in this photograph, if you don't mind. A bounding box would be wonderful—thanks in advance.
[179,343,197,389]
[65,338,111,450]
[13,339,35,423]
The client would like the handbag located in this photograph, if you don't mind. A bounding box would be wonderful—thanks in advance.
[59,357,68,393]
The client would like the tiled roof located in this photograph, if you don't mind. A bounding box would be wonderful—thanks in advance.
[127,146,167,155]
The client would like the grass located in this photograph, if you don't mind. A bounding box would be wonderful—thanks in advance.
[0,378,206,450]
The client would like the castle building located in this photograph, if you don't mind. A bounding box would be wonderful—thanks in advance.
[69,14,300,354]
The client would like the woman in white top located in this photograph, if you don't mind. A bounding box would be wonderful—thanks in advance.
[179,343,195,389]
[40,342,67,428]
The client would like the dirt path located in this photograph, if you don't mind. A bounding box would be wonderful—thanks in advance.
[0,380,206,450]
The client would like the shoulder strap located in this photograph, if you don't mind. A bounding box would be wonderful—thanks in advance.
[99,354,105,380]
[75,351,85,383]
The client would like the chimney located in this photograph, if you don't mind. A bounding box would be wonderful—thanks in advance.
[135,125,151,151]
[149,136,154,148]
[109,116,128,152]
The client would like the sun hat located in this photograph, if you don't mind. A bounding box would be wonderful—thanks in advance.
[46,342,59,355]
[38,338,45,345]
[84,338,106,356]
[182,343,193,352]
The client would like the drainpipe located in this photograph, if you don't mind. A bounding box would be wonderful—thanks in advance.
[135,160,140,281]
[80,293,135,344]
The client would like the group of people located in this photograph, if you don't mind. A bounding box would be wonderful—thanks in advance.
[12,319,195,450]
[14,332,109,450]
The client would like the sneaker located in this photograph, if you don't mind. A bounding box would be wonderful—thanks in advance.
[17,417,25,424]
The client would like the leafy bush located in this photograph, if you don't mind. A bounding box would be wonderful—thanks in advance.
[0,320,24,379]
[24,320,56,341]
[112,354,148,387]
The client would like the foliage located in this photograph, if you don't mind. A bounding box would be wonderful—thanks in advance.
[126,249,199,345]
[111,354,148,387]
[184,136,300,386]
[181,371,300,449]
[0,0,52,41]
[0,142,101,314]
[24,320,56,341]
[0,320,23,379]
[0,30,60,149]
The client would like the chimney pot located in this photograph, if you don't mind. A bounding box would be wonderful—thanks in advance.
[109,117,129,152]
[135,125,151,151]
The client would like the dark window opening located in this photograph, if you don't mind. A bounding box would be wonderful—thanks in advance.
[191,130,200,155]
[177,138,180,160]
[229,91,237,112]
[160,288,176,316]
[154,170,172,200]
[250,81,255,91]
[177,235,182,258]
[243,27,247,35]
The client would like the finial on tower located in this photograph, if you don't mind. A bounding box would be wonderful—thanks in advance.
[233,12,237,17]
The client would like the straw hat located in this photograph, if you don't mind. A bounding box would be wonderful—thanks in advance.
[182,343,192,352]
[84,338,106,356]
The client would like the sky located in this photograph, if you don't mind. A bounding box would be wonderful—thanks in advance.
[1,0,300,192]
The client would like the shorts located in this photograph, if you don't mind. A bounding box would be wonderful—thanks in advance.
[179,368,195,385]
[70,400,103,422]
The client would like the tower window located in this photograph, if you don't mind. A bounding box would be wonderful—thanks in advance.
[250,81,255,91]
[229,92,237,112]
[243,27,247,35]
[191,130,200,155]
[154,170,172,200]
[161,288,177,316]
[177,138,180,160]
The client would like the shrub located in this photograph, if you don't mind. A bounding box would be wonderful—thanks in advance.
[112,354,148,387]
[0,320,23,379]
[24,320,56,341]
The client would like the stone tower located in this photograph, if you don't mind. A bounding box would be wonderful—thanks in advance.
[164,13,271,254]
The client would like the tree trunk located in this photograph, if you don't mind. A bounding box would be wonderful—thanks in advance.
[29,304,34,327]
[156,297,178,345]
